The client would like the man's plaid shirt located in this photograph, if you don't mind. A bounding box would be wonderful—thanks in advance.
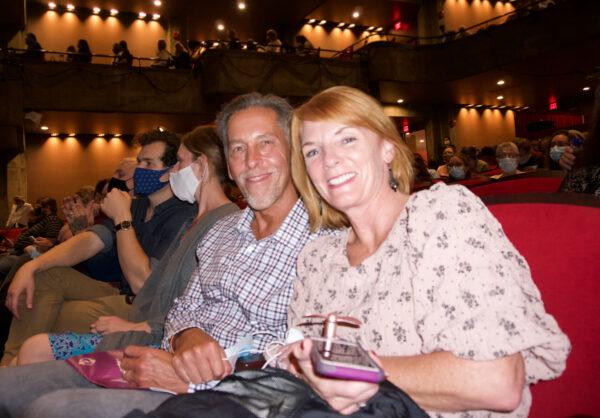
[163,199,316,352]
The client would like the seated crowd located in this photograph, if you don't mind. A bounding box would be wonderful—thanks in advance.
[5,84,600,418]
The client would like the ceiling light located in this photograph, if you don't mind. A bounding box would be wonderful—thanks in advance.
[66,3,75,11]
[376,27,383,32]
[68,133,76,137]
[367,26,375,31]
[158,126,165,132]
[217,23,225,31]
[110,8,118,15]
[92,6,100,14]
[496,95,504,100]
[496,79,505,85]
[48,2,56,10]
[98,133,105,137]
[152,13,160,19]
[114,133,121,137]
[308,18,316,24]
[419,139,425,143]
[138,11,146,18]
[51,132,59,137]
[475,104,483,108]
[41,126,49,131]
[396,98,404,104]
[583,86,591,91]
[499,105,506,109]
[352,11,360,19]
[212,42,219,47]
[319,19,327,25]
[154,0,162,6]
[238,1,246,10]
[337,22,346,28]
[348,23,355,29]
[522,106,530,109]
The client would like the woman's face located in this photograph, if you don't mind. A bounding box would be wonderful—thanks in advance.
[442,147,455,163]
[300,120,394,214]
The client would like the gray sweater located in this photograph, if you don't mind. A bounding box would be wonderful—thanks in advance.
[96,203,239,351]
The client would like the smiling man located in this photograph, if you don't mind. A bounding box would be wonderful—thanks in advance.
[0,93,319,418]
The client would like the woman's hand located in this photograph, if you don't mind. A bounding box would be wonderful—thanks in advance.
[286,339,380,415]
[90,316,139,335]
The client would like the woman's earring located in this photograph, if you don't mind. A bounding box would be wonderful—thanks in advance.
[388,167,399,192]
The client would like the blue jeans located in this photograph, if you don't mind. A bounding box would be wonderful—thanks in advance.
[0,360,170,417]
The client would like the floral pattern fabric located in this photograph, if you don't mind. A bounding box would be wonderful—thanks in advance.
[289,182,570,418]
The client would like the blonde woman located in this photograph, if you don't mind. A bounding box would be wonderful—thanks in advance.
[284,86,570,417]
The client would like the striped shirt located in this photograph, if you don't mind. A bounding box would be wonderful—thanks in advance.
[163,199,316,354]
[13,214,63,253]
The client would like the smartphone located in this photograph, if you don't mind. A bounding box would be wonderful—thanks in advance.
[310,337,385,383]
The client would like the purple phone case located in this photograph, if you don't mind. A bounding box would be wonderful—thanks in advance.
[310,339,385,383]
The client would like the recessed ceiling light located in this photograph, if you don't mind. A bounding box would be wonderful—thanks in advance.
[154,0,162,6]
[212,42,220,47]
[475,104,483,108]
[499,105,506,109]
[68,133,76,137]
[352,11,360,19]
[237,1,246,10]
[110,8,118,15]
[92,6,100,14]
[152,13,160,19]
[496,79,505,85]
[319,19,327,25]
[98,133,105,137]
[348,23,355,29]
[217,23,225,31]
[376,27,383,32]
[308,18,316,24]
[51,132,59,137]
[583,86,591,91]
[522,106,530,109]
[497,95,504,100]
[41,126,49,131]
[397,98,404,104]
[66,3,75,11]
[367,26,375,31]
[337,22,346,28]
[114,133,121,137]
[48,2,56,10]
[138,11,147,18]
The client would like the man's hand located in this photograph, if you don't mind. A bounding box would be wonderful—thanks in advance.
[120,346,188,393]
[100,189,132,223]
[33,237,54,252]
[559,146,576,171]
[286,339,380,415]
[5,262,37,319]
[171,328,232,385]
[90,316,141,335]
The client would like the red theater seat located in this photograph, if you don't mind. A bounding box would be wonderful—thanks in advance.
[483,193,600,417]
[471,173,564,197]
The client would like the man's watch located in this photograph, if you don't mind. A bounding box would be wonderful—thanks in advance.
[115,220,133,232]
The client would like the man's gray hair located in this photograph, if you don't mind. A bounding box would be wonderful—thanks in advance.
[496,141,518,156]
[215,92,293,152]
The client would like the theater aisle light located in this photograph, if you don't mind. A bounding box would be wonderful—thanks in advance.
[48,2,56,10]
[92,6,100,14]
[497,79,505,85]
[110,8,119,16]
[66,3,75,11]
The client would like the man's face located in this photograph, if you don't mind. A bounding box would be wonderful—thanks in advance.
[136,141,167,171]
[226,107,294,211]
[551,134,569,147]
[113,159,138,191]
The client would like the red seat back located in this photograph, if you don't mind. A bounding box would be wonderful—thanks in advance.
[484,193,600,417]
[472,176,563,197]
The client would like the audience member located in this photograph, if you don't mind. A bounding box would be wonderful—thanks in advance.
[0,92,318,417]
[282,86,569,417]
[1,130,196,365]
[490,142,524,179]
[152,39,171,67]
[461,146,489,173]
[263,29,282,53]
[515,137,543,171]
[227,29,242,50]
[24,32,44,61]
[74,39,92,63]
[560,86,600,195]
[171,42,191,69]
[549,130,571,170]
[447,154,471,181]
[294,35,314,56]
[5,196,33,228]
[65,45,76,62]
[436,144,456,177]
[56,185,98,243]
[412,153,434,189]
[17,126,238,365]
[111,42,120,65]
[478,145,497,168]
[114,40,133,66]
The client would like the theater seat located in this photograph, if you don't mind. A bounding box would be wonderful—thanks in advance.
[483,193,600,417]
[471,173,564,197]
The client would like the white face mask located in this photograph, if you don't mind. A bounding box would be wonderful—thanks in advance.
[169,164,200,204]
[449,166,466,180]
[498,157,518,174]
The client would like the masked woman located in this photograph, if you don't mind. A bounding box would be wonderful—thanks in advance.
[284,86,570,417]
[16,126,238,364]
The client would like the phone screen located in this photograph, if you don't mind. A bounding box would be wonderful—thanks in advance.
[314,340,374,368]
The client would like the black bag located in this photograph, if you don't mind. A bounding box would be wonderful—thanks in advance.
[125,367,429,418]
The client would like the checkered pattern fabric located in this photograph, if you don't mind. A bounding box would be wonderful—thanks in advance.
[163,199,315,354]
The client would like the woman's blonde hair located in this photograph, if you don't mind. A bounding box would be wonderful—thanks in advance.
[291,86,414,231]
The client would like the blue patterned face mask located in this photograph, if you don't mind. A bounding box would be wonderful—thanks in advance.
[133,167,170,196]
[549,145,566,162]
